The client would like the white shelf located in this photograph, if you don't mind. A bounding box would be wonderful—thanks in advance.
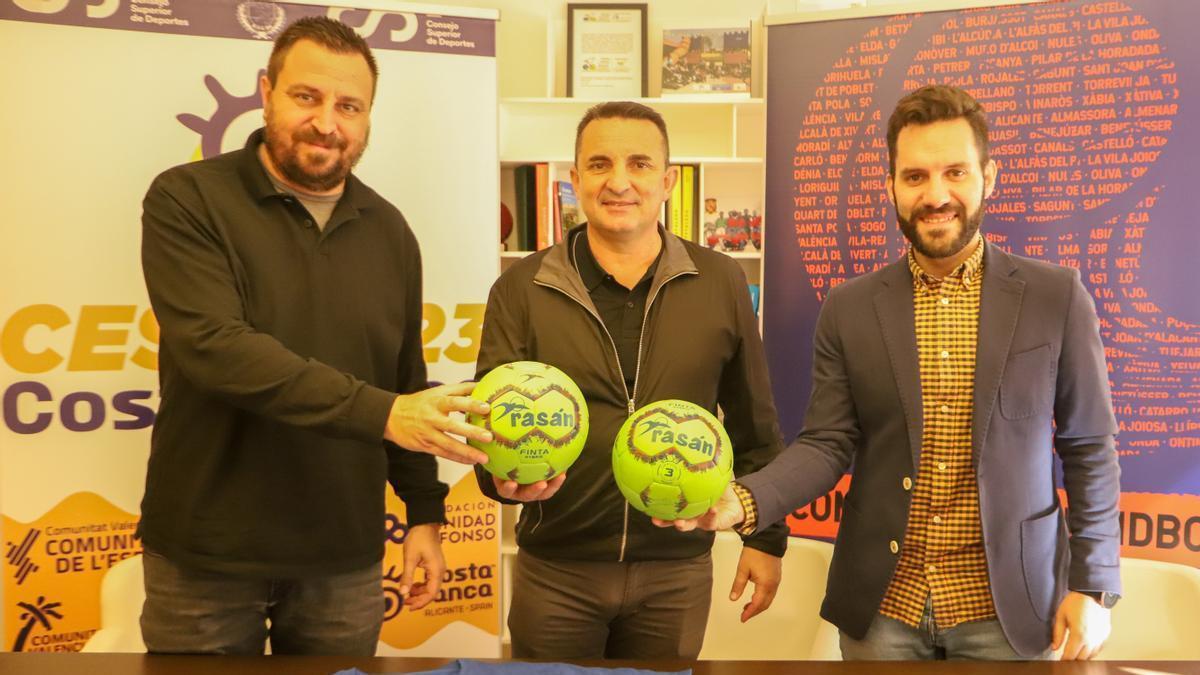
[500,158,570,166]
[502,96,763,109]
[499,94,766,285]
[501,156,763,166]
[501,96,764,161]
[506,247,761,261]
[681,157,763,165]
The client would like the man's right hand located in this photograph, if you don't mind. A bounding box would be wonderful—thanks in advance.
[383,382,491,464]
[492,473,567,502]
[652,484,745,532]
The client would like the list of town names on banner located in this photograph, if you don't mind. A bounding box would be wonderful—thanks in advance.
[776,1,1198,563]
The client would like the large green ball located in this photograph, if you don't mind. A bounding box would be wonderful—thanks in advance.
[612,399,733,520]
[468,361,588,484]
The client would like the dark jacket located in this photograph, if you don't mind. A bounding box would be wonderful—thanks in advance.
[139,129,445,578]
[475,226,788,562]
[740,242,1121,656]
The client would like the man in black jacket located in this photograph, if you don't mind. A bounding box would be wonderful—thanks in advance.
[139,17,490,656]
[474,101,788,659]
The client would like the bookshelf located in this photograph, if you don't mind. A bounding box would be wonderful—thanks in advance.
[498,96,766,287]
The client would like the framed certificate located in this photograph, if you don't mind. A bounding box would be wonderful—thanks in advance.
[567,3,647,99]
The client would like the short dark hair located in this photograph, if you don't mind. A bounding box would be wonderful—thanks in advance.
[886,84,989,174]
[267,17,378,100]
[574,101,670,165]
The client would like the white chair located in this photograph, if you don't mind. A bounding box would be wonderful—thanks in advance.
[499,503,521,652]
[700,532,840,660]
[1101,556,1200,660]
[82,554,147,652]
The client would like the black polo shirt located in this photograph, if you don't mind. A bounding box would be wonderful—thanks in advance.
[138,128,445,578]
[570,226,662,393]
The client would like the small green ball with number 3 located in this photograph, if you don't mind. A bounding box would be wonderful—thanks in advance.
[612,399,733,520]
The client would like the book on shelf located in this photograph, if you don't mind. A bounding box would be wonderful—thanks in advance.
[666,164,699,241]
[748,284,760,316]
[555,180,580,242]
[661,24,751,97]
[513,164,535,251]
[513,163,552,251]
[552,184,561,244]
[668,172,683,238]
[535,163,550,250]
[702,194,761,252]
[679,165,696,242]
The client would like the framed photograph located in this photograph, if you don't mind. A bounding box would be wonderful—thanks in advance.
[662,23,751,98]
[702,195,762,252]
[567,3,647,99]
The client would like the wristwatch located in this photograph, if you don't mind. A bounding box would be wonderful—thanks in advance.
[1081,591,1120,609]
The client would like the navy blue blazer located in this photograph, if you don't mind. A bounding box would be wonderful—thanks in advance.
[742,240,1121,657]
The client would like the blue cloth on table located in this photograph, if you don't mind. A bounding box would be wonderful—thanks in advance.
[333,659,690,675]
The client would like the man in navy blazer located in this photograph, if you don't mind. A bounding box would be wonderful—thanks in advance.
[658,85,1121,660]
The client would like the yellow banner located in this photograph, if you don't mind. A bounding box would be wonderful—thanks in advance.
[2,493,141,652]
[381,475,500,650]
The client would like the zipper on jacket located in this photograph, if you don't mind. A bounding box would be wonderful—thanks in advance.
[620,270,691,561]
[515,500,544,538]
[535,278,638,403]
[529,502,543,534]
[534,268,694,562]
[627,271,690,412]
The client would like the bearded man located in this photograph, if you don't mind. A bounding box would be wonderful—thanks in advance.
[658,84,1122,661]
[137,16,490,656]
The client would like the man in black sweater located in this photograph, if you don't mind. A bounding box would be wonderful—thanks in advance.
[138,17,490,656]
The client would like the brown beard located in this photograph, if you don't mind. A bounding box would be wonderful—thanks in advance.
[262,113,368,193]
[896,186,986,260]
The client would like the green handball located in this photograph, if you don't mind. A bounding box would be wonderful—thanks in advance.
[612,399,733,520]
[468,361,588,484]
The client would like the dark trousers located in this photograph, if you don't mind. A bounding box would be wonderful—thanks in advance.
[508,549,712,659]
[140,550,384,656]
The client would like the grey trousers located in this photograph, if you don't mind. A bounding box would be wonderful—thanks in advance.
[508,548,713,659]
[141,551,383,656]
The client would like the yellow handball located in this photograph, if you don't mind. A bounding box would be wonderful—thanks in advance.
[468,361,588,484]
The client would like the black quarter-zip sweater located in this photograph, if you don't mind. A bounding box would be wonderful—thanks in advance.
[138,129,446,578]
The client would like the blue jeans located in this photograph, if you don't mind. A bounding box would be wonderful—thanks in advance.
[140,550,384,655]
[839,597,1050,660]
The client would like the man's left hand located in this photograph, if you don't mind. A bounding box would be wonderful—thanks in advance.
[730,547,782,623]
[399,523,446,611]
[1052,591,1111,660]
[652,484,744,532]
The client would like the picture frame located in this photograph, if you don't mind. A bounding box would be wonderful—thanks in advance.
[661,23,752,98]
[566,3,648,99]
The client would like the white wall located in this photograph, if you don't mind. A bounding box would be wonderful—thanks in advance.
[417,0,770,97]
[425,0,1030,99]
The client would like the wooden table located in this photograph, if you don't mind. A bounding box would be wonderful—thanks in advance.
[2,654,1198,674]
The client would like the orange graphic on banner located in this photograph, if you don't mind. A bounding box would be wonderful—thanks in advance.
[785,475,852,541]
[1076,490,1199,568]
[379,474,500,650]
[2,492,141,652]
[788,477,1200,568]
